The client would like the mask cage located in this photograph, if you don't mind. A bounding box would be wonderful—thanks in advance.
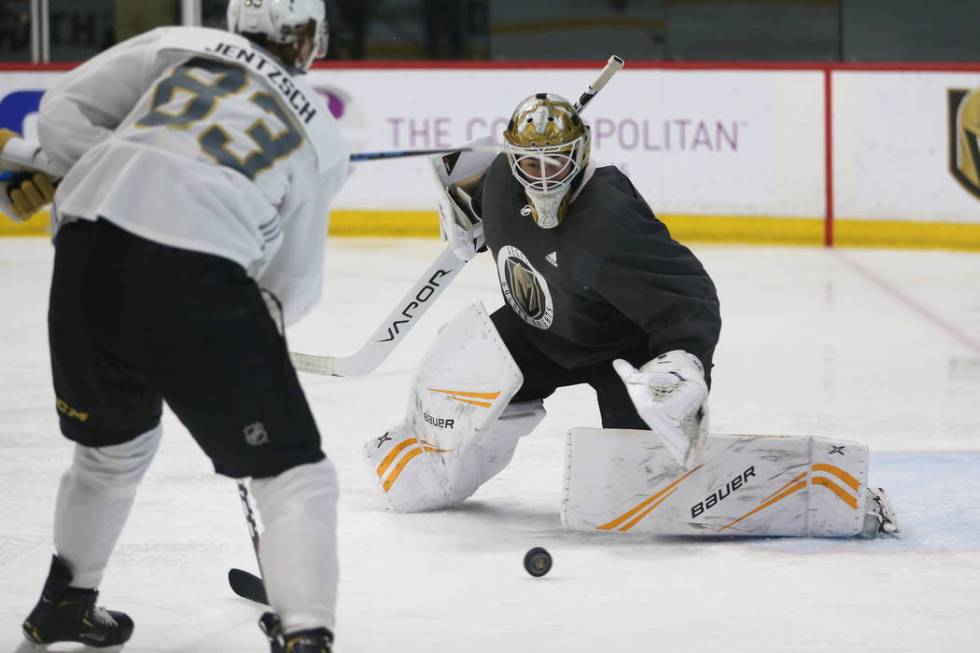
[505,135,587,194]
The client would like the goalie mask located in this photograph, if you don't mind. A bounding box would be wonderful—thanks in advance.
[227,0,328,72]
[503,93,591,229]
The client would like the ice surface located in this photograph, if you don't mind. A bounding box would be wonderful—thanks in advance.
[1,237,978,652]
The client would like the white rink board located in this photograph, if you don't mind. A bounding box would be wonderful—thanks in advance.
[834,71,980,222]
[3,66,980,227]
[311,68,826,217]
[0,68,825,219]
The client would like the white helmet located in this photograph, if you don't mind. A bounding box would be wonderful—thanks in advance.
[227,0,328,71]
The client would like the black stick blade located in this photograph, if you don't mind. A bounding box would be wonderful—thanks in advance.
[228,568,269,605]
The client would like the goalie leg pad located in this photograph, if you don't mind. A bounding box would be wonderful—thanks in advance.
[365,303,542,512]
[367,399,544,512]
[562,429,875,537]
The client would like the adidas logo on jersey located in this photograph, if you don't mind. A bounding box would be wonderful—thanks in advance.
[545,251,558,268]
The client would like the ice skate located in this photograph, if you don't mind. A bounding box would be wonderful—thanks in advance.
[860,487,901,538]
[21,555,133,649]
[260,612,333,653]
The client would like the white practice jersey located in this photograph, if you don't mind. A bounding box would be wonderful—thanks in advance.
[38,26,349,324]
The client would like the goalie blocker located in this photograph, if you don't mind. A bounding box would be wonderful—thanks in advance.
[563,428,899,538]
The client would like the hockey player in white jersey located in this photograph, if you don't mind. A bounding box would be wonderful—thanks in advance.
[14,2,344,651]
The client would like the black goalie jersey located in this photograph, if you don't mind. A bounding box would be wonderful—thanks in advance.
[472,155,721,377]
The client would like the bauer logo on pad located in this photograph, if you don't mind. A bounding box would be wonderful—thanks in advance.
[948,87,980,200]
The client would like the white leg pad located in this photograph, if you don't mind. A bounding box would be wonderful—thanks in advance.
[562,429,869,537]
[54,425,162,588]
[365,303,537,512]
[368,400,545,513]
[251,458,339,634]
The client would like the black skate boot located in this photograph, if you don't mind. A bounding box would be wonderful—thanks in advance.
[22,555,134,648]
[260,611,334,653]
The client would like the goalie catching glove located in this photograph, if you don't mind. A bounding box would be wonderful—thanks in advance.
[613,350,708,469]
[431,136,496,263]
[438,183,485,262]
[0,129,57,221]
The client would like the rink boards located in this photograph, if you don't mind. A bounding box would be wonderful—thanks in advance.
[1,62,980,249]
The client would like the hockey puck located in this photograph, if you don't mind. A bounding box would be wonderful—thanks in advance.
[523,547,552,577]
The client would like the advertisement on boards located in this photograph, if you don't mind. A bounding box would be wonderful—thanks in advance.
[834,71,980,224]
[0,68,824,219]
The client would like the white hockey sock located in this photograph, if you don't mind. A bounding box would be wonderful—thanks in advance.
[251,458,339,634]
[53,425,162,589]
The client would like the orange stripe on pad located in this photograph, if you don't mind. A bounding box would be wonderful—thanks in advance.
[422,446,452,454]
[453,398,493,408]
[717,480,807,533]
[618,487,681,532]
[429,389,502,400]
[598,465,703,532]
[383,447,424,492]
[811,477,859,509]
[376,438,417,478]
[812,463,860,491]
[760,471,807,504]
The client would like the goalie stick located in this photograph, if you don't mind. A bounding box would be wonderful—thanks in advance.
[290,54,626,377]
[290,243,465,376]
[574,55,624,113]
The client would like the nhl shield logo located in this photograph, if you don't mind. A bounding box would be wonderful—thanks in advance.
[243,422,269,447]
[496,245,554,329]
[949,88,980,200]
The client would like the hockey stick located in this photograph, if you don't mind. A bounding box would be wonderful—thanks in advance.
[228,567,269,606]
[290,55,625,377]
[229,480,270,605]
[290,243,465,376]
[351,147,473,162]
[0,138,58,176]
[0,137,478,174]
[573,55,624,113]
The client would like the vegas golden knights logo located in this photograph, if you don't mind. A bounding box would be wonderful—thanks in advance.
[949,88,980,200]
[505,258,544,319]
[496,245,554,329]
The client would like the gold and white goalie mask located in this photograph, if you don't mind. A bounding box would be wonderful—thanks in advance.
[503,93,591,229]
